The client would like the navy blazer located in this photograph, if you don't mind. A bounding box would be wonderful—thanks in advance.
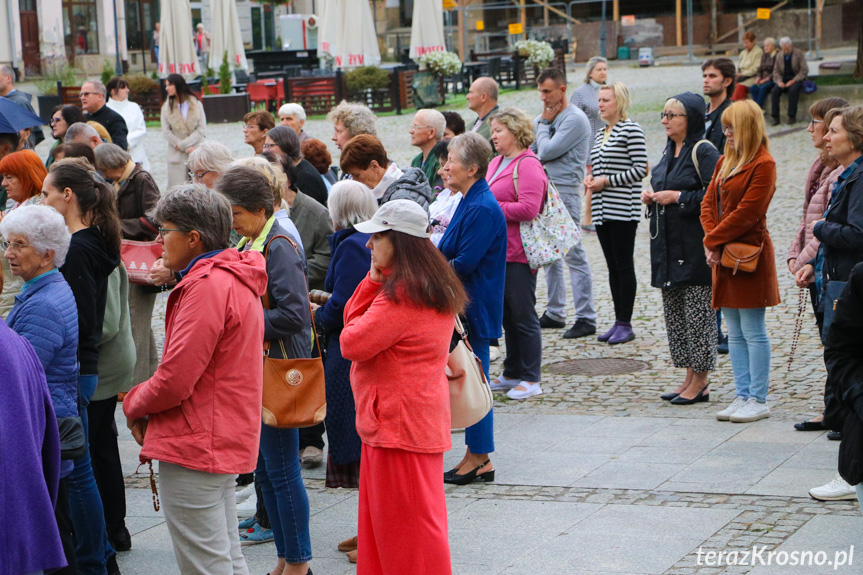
[438,178,506,339]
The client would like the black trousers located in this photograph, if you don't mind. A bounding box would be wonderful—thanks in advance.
[87,396,127,535]
[595,220,639,323]
[55,477,78,575]
[771,81,803,120]
[502,262,543,382]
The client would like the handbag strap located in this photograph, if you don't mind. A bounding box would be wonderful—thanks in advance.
[261,234,323,359]
[690,139,716,188]
[512,155,549,206]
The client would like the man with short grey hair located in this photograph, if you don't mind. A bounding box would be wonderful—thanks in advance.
[531,67,597,339]
[410,109,446,190]
[771,37,809,125]
[80,80,128,150]
[66,122,103,149]
[0,64,44,147]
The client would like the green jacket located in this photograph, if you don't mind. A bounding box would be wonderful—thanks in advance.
[93,265,136,401]
[411,151,442,191]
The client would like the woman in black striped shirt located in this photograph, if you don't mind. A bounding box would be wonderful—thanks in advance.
[585,81,649,344]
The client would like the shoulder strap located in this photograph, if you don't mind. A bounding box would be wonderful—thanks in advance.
[261,234,323,359]
[690,139,716,187]
[511,155,544,200]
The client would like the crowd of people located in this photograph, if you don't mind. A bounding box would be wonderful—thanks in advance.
[2,45,863,574]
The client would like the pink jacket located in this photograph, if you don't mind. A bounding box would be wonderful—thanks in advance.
[341,274,454,454]
[487,150,547,265]
[123,249,267,474]
[788,158,843,273]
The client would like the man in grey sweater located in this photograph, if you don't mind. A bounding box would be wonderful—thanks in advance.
[531,68,597,339]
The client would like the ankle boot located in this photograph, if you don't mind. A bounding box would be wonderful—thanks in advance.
[608,322,635,345]
[597,321,620,342]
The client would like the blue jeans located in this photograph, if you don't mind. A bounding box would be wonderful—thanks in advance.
[749,80,774,109]
[68,375,114,575]
[465,334,494,454]
[722,308,771,402]
[256,424,311,563]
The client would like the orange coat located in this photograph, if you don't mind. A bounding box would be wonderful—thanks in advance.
[700,147,781,309]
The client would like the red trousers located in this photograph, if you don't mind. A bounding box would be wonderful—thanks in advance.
[732,83,750,101]
[357,445,452,575]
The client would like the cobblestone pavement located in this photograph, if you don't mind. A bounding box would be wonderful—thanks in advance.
[34,58,861,574]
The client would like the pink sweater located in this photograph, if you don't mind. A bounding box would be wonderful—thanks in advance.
[787,158,843,272]
[487,149,547,265]
[341,274,454,454]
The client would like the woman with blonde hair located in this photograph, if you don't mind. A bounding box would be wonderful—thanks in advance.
[700,100,780,423]
[585,81,648,345]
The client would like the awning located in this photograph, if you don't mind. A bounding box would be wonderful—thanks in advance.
[158,0,200,78]
[410,0,446,60]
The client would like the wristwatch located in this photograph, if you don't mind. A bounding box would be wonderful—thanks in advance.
[539,119,550,125]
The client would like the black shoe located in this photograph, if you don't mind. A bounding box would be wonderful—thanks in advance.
[110,526,132,552]
[787,116,797,125]
[444,460,495,485]
[670,388,710,405]
[562,319,596,339]
[539,313,566,329]
[660,391,680,401]
[107,554,122,575]
[443,466,459,481]
[794,421,825,431]
[828,431,841,441]
[771,117,781,126]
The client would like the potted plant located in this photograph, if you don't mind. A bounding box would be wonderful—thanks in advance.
[126,74,162,122]
[515,39,555,74]
[417,51,461,107]
[201,52,250,123]
[344,66,392,110]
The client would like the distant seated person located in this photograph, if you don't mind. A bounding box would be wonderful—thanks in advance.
[732,32,763,101]
[771,36,809,126]
[79,80,129,150]
[65,122,104,150]
[278,103,309,141]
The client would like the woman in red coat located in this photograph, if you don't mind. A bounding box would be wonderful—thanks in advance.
[342,199,468,575]
[700,100,780,424]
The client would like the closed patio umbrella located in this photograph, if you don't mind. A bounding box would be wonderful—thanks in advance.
[334,0,380,69]
[319,0,341,57]
[158,0,200,78]
[209,0,248,72]
[410,0,446,59]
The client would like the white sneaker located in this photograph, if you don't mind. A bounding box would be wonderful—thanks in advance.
[729,398,770,423]
[235,483,255,504]
[809,475,858,501]
[506,382,543,400]
[489,374,519,391]
[236,492,257,517]
[489,346,502,362]
[716,397,748,421]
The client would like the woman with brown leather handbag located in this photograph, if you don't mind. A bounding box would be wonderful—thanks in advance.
[218,164,314,575]
[700,100,780,424]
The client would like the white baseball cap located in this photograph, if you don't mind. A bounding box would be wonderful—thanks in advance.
[354,199,431,238]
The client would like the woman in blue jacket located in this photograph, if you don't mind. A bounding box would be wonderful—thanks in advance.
[438,132,507,485]
[2,204,80,574]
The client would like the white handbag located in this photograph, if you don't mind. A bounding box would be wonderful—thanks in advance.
[447,316,493,429]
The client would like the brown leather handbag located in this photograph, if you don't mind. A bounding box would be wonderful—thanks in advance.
[716,181,763,275]
[261,235,327,429]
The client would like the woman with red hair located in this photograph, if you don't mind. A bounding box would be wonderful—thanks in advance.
[1,150,48,316]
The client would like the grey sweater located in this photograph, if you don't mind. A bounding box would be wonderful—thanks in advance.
[531,104,592,194]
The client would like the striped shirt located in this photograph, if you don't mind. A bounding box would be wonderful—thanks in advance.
[589,119,648,223]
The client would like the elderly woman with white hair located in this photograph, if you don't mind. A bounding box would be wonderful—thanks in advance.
[187,140,233,189]
[279,103,309,141]
[3,204,80,573]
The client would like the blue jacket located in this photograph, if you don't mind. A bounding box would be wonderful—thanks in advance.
[7,271,80,421]
[438,178,507,339]
[317,227,372,334]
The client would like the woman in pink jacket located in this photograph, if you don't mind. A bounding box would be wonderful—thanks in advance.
[123,185,268,574]
[342,199,468,575]
[787,97,848,435]
[486,108,547,400]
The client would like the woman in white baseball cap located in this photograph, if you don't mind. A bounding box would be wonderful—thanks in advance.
[340,199,467,573]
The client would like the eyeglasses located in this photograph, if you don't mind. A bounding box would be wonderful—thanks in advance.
[722,125,734,135]
[50,117,64,125]
[410,124,431,131]
[158,228,185,238]
[1,240,31,252]
[78,91,99,97]
[188,170,213,181]
[659,112,685,120]
[809,119,824,127]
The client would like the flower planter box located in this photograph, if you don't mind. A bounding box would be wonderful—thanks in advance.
[201,93,251,123]
[412,71,444,108]
[37,94,62,125]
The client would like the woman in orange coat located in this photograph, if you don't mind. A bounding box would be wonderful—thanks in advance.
[700,100,780,424]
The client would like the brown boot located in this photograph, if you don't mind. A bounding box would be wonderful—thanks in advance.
[346,549,358,564]
[337,535,357,552]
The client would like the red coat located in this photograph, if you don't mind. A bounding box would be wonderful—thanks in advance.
[123,249,267,474]
[341,274,454,454]
[700,148,781,309]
